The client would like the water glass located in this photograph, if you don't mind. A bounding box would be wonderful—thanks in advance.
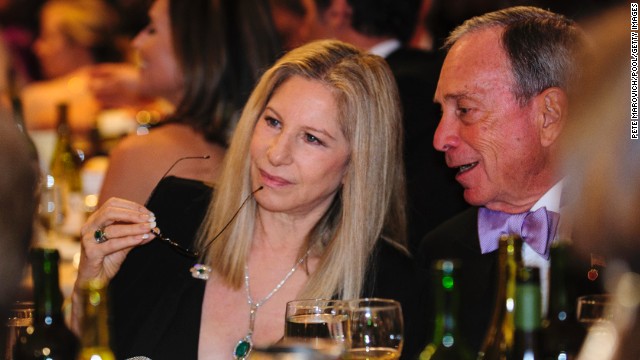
[4,301,34,360]
[344,298,403,360]
[284,299,349,350]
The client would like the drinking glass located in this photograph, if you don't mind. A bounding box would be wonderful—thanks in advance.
[284,299,349,350]
[38,174,63,237]
[577,294,614,328]
[344,298,403,360]
[4,301,34,359]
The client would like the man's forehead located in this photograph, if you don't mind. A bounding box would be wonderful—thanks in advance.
[436,28,515,98]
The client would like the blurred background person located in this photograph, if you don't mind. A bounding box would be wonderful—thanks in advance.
[21,0,127,153]
[0,111,39,357]
[96,0,282,205]
[562,5,640,360]
[307,0,467,252]
[0,0,45,87]
[269,0,318,50]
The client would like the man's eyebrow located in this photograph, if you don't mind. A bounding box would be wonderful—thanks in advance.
[434,91,475,104]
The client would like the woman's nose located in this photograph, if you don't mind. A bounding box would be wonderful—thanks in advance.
[267,134,293,166]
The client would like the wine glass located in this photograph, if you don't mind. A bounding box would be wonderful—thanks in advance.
[284,299,348,355]
[38,174,63,238]
[577,294,614,328]
[344,298,403,360]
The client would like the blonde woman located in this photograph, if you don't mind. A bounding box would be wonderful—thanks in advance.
[74,40,426,359]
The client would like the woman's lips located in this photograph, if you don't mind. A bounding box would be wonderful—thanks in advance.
[260,169,292,187]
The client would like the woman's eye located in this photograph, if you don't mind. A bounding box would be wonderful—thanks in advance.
[305,133,323,145]
[265,116,280,128]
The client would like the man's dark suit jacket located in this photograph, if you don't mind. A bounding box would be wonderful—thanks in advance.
[417,207,604,353]
[385,47,468,253]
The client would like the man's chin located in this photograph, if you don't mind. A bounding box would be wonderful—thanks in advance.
[462,189,487,207]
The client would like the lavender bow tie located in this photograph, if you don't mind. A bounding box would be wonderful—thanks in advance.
[478,206,560,259]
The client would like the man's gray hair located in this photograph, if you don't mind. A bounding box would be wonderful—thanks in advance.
[444,6,584,106]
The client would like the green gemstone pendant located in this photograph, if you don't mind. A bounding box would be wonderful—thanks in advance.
[234,337,252,359]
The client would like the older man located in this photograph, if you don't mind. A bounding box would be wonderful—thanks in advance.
[417,6,601,352]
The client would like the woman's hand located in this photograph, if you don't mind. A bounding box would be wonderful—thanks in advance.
[88,63,145,108]
[76,197,156,285]
[71,197,156,334]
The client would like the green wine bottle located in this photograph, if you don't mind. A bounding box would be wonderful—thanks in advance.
[541,241,586,360]
[419,259,473,360]
[77,279,115,360]
[512,267,542,360]
[14,248,79,360]
[477,234,523,360]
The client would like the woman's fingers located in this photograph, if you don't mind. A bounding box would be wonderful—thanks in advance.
[81,197,154,237]
[76,197,157,282]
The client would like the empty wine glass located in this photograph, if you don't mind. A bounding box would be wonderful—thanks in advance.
[344,298,403,360]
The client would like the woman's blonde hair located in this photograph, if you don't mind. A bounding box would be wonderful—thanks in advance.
[196,39,405,299]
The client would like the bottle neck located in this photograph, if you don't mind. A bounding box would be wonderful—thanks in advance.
[515,282,541,332]
[495,235,523,317]
[478,235,523,358]
[547,244,574,316]
[79,281,111,349]
[54,103,73,147]
[31,248,65,324]
[432,276,461,339]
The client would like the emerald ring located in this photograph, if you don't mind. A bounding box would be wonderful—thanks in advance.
[94,227,109,244]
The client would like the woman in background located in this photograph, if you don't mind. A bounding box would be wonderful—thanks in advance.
[21,0,124,145]
[96,0,282,205]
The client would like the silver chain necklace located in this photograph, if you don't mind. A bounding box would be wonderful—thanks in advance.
[233,249,311,359]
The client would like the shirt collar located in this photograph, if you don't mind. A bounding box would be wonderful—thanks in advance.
[530,180,564,213]
[368,39,401,58]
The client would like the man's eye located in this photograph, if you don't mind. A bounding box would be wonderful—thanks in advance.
[456,107,471,117]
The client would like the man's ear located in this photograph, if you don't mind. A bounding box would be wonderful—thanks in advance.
[535,87,568,147]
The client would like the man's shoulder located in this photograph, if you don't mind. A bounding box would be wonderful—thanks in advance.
[417,207,480,264]
[424,207,479,239]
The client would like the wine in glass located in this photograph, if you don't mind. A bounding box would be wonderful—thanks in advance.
[344,298,403,360]
[284,299,349,355]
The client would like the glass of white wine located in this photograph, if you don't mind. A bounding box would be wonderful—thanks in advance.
[344,298,403,360]
[284,299,349,354]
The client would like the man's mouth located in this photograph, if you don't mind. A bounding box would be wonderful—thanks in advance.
[457,162,479,174]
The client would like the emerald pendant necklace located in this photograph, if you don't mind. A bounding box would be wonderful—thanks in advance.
[233,249,311,359]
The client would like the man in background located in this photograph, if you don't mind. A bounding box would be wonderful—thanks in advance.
[314,0,468,252]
